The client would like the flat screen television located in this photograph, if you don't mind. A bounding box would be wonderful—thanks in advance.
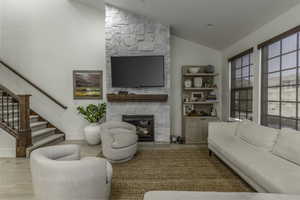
[111,56,165,88]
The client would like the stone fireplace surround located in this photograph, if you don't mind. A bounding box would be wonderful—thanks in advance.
[105,5,171,143]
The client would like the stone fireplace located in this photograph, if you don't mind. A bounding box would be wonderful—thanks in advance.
[105,5,171,143]
[122,115,154,142]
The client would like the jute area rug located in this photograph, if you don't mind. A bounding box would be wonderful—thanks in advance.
[100,147,254,200]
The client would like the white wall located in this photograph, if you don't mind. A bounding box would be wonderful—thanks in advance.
[0,0,224,143]
[0,130,16,157]
[0,0,3,54]
[0,0,105,140]
[170,36,222,137]
[222,3,300,123]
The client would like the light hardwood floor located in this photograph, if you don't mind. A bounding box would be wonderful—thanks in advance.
[0,141,201,200]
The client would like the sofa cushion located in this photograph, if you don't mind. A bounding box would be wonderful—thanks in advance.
[111,132,138,149]
[272,128,300,166]
[236,120,279,151]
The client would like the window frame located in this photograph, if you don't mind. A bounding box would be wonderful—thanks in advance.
[229,48,254,121]
[260,32,300,129]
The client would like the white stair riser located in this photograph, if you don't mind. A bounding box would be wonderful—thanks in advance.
[0,104,19,109]
[0,110,19,116]
[0,116,19,122]
[31,124,48,132]
[0,117,39,124]
[32,130,56,143]
[0,98,14,103]
[30,117,39,123]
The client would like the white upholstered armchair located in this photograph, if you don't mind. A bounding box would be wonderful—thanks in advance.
[30,144,112,200]
[100,121,138,163]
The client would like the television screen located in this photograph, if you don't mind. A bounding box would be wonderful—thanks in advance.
[111,56,165,88]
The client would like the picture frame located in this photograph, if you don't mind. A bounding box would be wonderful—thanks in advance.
[73,70,103,100]
[191,92,205,101]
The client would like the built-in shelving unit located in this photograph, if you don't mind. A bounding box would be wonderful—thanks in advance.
[181,65,219,144]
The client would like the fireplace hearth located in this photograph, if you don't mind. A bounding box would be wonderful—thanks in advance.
[122,115,154,142]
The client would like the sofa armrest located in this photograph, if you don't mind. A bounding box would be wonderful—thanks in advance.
[208,122,238,140]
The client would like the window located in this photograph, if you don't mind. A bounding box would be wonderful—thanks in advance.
[229,49,254,120]
[260,30,300,129]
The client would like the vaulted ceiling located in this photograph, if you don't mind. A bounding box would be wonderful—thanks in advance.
[79,0,300,50]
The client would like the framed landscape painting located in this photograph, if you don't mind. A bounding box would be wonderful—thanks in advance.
[73,70,103,99]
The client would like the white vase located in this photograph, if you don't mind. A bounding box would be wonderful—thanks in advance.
[84,123,101,145]
[194,77,203,88]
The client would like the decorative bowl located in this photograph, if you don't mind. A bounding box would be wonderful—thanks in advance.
[188,67,200,74]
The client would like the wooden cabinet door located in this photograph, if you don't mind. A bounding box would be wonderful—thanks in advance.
[200,119,208,143]
[184,118,218,144]
[184,118,207,144]
[184,118,202,144]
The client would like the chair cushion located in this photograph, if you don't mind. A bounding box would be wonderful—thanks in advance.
[272,128,300,166]
[236,120,279,151]
[111,132,138,149]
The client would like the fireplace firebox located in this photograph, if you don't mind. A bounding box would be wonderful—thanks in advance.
[122,115,154,142]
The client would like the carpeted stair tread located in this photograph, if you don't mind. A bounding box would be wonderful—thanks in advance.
[30,121,48,128]
[32,128,56,138]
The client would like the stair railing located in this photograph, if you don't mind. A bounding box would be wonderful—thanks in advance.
[0,59,67,110]
[0,84,31,157]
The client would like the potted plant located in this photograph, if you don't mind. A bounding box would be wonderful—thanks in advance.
[77,103,106,145]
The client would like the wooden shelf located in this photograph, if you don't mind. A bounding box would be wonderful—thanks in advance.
[107,94,168,102]
[184,101,219,104]
[184,88,216,91]
[184,116,218,119]
[184,73,219,77]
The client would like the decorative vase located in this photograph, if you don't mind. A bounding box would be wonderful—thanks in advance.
[193,77,203,88]
[184,79,192,88]
[84,123,101,145]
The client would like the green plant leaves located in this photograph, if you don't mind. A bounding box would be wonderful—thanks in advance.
[77,103,106,123]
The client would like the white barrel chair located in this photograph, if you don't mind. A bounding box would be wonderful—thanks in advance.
[100,121,138,163]
[30,144,112,200]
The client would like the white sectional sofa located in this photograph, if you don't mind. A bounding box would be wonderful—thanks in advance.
[208,120,300,194]
[144,192,300,200]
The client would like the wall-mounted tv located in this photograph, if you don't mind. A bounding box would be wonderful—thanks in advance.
[111,56,165,88]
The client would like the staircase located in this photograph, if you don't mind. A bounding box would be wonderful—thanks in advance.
[0,85,65,157]
[27,111,65,157]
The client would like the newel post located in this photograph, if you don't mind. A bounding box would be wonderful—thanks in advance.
[16,95,31,157]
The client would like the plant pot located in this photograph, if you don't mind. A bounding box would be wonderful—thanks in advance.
[84,123,101,145]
